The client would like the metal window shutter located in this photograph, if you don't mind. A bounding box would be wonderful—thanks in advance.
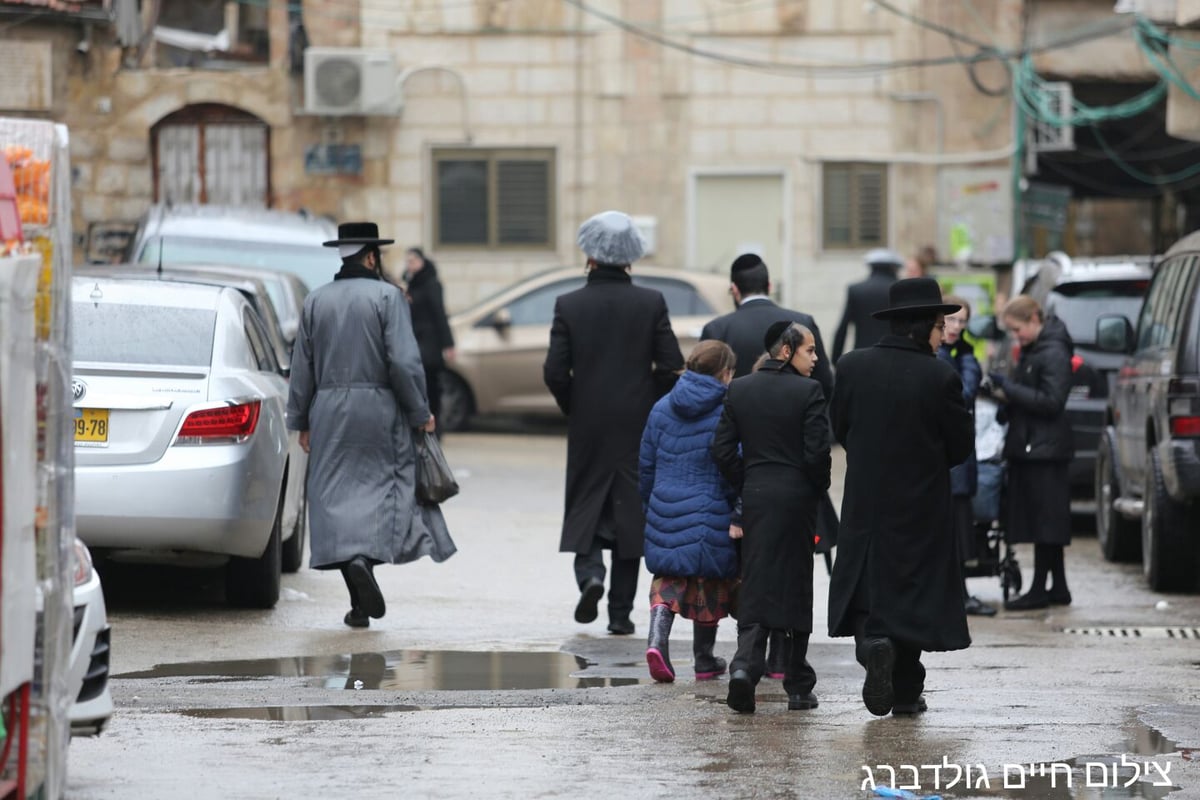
[437,160,489,245]
[855,167,885,245]
[496,160,549,245]
[823,165,852,246]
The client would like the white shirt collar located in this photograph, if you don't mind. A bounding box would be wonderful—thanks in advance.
[739,294,770,305]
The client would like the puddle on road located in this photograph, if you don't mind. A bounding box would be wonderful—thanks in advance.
[183,705,419,721]
[116,650,647,691]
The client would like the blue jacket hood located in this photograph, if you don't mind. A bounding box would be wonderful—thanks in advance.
[668,370,728,420]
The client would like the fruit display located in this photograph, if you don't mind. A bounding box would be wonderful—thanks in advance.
[3,143,50,226]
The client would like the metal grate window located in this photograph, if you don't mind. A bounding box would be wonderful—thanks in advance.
[433,148,555,249]
[822,162,888,250]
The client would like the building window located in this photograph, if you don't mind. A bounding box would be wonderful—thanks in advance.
[151,104,270,206]
[433,148,555,249]
[822,162,887,249]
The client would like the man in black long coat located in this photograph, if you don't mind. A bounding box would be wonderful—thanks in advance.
[699,253,833,394]
[828,278,975,717]
[700,252,836,676]
[831,249,903,362]
[543,210,684,635]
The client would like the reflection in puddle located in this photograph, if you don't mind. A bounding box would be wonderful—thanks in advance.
[116,650,648,691]
[183,706,419,721]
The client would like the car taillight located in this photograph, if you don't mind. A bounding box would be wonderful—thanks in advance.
[1170,416,1200,437]
[1071,354,1083,373]
[176,401,261,445]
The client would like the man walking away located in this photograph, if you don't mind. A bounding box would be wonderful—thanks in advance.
[700,252,835,677]
[544,210,685,635]
[828,278,975,716]
[831,249,903,363]
[287,222,454,629]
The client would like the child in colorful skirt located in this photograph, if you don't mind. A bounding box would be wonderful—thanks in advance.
[638,340,740,682]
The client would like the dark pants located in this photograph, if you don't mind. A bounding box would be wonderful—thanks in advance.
[730,623,817,697]
[574,540,639,622]
[424,366,442,421]
[852,614,925,703]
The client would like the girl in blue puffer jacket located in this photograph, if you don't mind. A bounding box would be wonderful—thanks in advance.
[639,340,739,683]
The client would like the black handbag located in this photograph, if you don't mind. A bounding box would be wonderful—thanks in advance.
[415,430,459,505]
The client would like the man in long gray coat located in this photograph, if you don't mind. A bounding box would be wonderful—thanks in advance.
[287,221,452,628]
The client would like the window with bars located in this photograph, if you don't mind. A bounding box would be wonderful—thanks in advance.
[433,148,555,249]
[822,162,888,250]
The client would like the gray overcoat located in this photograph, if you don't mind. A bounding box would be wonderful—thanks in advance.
[287,273,456,569]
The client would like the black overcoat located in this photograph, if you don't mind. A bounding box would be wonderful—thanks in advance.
[543,267,684,556]
[404,263,455,369]
[711,360,831,632]
[1001,316,1074,463]
[831,267,898,362]
[827,336,974,652]
[699,298,834,393]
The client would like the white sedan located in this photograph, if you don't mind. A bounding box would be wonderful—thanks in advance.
[71,276,302,608]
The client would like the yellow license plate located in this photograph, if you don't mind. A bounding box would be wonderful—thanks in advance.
[74,408,109,444]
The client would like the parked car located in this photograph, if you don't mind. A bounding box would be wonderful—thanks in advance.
[973,252,1154,513]
[72,276,301,607]
[128,204,341,294]
[439,266,732,430]
[68,537,111,737]
[1093,233,1200,591]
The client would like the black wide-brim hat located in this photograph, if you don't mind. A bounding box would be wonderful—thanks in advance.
[872,277,962,319]
[322,221,395,247]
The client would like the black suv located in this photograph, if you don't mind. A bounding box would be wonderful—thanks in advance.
[1094,234,1200,591]
[977,253,1153,513]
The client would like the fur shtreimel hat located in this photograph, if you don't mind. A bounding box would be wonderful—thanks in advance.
[577,210,645,265]
[872,277,962,320]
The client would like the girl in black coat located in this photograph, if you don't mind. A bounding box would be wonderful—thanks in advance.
[712,321,832,714]
[403,248,456,422]
[987,296,1074,610]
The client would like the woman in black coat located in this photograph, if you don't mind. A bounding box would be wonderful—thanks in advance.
[712,321,831,714]
[986,296,1074,610]
[403,248,455,422]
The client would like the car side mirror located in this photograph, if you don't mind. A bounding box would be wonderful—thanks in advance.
[967,314,1002,341]
[281,320,298,342]
[1096,314,1134,354]
[489,307,512,331]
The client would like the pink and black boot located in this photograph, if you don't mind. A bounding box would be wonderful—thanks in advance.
[646,604,675,683]
[693,622,727,680]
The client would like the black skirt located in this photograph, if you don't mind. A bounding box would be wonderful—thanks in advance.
[1006,461,1071,546]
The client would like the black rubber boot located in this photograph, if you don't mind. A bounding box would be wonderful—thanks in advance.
[645,604,675,683]
[692,622,727,680]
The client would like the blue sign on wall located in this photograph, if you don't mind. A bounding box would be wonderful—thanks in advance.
[305,144,363,176]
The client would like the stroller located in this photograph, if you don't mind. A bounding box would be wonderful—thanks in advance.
[958,395,1022,602]
[962,458,1022,603]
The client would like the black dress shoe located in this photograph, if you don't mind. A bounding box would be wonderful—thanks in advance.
[1004,591,1049,611]
[343,607,369,628]
[965,596,997,616]
[574,578,604,624]
[346,556,386,619]
[787,692,819,710]
[861,637,895,716]
[1048,588,1072,606]
[607,617,635,636]
[892,695,928,715]
[727,670,756,714]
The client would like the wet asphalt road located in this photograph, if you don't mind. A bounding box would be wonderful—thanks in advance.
[68,428,1200,799]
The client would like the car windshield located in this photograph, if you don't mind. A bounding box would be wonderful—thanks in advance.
[1047,281,1148,345]
[74,303,216,366]
[137,236,340,292]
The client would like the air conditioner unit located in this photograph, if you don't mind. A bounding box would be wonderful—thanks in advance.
[303,48,400,116]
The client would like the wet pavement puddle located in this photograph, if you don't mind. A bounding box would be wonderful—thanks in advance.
[116,650,648,691]
[183,706,420,721]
